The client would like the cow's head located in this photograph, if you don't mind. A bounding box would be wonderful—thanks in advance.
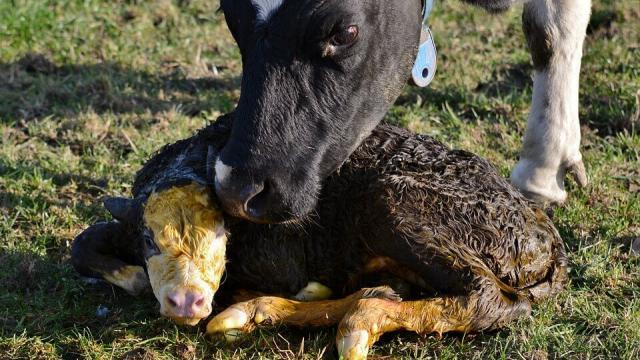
[105,184,227,326]
[215,0,423,223]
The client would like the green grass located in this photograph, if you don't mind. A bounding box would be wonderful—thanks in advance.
[1,0,639,358]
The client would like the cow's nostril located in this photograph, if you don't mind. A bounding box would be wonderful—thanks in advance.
[244,180,271,217]
[215,174,272,221]
[241,181,266,214]
[214,154,286,222]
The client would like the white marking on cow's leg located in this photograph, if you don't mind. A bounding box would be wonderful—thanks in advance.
[511,0,591,204]
[215,158,233,186]
[251,0,285,23]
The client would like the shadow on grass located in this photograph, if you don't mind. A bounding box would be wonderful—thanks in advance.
[0,158,108,216]
[396,62,533,127]
[397,59,637,137]
[0,248,337,358]
[1,250,105,334]
[0,53,239,123]
[0,249,162,340]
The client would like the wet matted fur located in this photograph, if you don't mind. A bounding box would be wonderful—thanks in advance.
[72,115,567,358]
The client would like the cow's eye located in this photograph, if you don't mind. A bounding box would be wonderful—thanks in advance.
[329,25,359,46]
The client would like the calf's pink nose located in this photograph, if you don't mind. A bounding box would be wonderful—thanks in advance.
[166,291,207,318]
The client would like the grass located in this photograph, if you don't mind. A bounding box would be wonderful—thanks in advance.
[0,0,638,359]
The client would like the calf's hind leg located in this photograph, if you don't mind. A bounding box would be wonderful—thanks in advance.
[71,221,149,295]
[336,283,532,360]
[511,0,591,204]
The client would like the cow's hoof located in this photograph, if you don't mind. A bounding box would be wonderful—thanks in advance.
[567,160,589,188]
[511,157,588,205]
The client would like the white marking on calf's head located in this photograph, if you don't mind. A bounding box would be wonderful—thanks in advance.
[251,0,285,22]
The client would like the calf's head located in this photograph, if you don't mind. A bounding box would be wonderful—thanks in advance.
[215,0,423,223]
[143,184,227,325]
[107,184,227,326]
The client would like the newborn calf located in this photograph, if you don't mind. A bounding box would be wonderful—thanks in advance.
[72,115,567,358]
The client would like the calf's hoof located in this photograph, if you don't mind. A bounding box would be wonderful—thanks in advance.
[206,307,250,342]
[102,265,150,296]
[206,297,294,340]
[337,330,370,360]
[206,306,249,337]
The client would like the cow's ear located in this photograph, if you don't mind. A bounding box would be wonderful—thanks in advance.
[103,197,141,223]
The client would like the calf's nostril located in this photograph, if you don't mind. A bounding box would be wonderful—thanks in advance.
[167,294,180,308]
[184,292,206,309]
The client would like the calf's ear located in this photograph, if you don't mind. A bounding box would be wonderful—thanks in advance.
[103,197,141,223]
[206,145,218,184]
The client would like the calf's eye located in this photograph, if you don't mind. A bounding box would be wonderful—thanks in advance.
[142,229,159,255]
[330,25,359,47]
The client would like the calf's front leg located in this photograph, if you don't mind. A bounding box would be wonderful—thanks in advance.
[71,221,149,295]
[206,286,400,340]
[511,0,591,204]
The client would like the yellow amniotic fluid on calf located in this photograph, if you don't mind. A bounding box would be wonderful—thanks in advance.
[143,183,227,325]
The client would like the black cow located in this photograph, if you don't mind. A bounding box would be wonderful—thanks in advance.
[214,0,591,223]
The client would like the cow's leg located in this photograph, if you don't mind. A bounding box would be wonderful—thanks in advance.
[511,0,591,204]
[71,221,149,295]
[336,283,531,360]
[206,286,400,339]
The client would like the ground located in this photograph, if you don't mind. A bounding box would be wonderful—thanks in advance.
[0,0,638,359]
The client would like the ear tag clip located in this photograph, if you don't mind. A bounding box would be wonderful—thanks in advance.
[412,0,437,88]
